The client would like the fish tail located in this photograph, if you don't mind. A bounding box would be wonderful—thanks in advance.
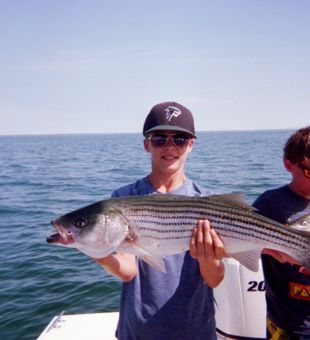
[298,250,310,272]
[285,217,310,270]
[296,234,310,271]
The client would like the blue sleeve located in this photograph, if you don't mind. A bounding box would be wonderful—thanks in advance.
[111,186,130,198]
[111,180,142,198]
[111,190,119,198]
[252,192,272,218]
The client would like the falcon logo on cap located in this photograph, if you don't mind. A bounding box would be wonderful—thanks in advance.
[165,106,181,122]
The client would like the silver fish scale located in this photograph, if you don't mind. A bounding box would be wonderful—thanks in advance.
[127,213,193,241]
[116,196,308,252]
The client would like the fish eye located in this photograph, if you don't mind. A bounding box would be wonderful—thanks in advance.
[75,219,87,228]
[301,219,308,226]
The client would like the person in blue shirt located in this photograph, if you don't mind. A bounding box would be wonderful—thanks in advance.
[253,126,310,339]
[95,102,225,340]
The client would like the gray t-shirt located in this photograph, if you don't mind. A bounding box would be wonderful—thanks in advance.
[112,177,217,340]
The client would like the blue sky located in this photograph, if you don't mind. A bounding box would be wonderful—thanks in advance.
[1,0,309,135]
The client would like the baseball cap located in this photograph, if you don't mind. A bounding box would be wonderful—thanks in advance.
[143,101,196,138]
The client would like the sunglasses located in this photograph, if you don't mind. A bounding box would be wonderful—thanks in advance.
[147,133,191,148]
[297,164,310,179]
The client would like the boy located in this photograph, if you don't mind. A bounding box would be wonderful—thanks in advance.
[95,102,225,339]
[253,126,310,339]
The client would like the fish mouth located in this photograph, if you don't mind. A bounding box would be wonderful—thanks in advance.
[47,220,75,245]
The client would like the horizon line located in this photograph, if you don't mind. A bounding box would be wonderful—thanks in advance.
[0,127,296,138]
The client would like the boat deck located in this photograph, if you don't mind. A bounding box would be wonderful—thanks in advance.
[37,312,118,340]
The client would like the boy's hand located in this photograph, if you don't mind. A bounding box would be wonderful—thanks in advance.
[190,219,226,262]
[190,219,226,287]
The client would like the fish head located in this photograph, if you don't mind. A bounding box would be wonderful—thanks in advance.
[288,213,310,233]
[47,200,129,258]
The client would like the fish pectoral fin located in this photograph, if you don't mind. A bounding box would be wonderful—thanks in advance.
[117,239,167,272]
[118,238,153,256]
[118,238,159,256]
[140,255,167,272]
[230,248,262,272]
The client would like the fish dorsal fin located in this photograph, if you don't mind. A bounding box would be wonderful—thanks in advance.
[208,193,254,211]
[230,248,262,272]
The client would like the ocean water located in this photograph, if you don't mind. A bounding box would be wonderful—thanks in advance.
[0,130,293,339]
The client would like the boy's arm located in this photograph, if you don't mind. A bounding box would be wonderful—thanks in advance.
[94,253,137,282]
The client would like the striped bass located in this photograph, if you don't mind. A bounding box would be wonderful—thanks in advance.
[47,194,310,272]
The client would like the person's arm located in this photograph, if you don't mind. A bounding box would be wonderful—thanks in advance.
[94,253,137,282]
[190,219,225,288]
[262,249,310,274]
[253,195,303,266]
[262,248,300,265]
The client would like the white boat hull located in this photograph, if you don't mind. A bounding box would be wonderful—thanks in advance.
[214,258,266,339]
[37,312,118,340]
